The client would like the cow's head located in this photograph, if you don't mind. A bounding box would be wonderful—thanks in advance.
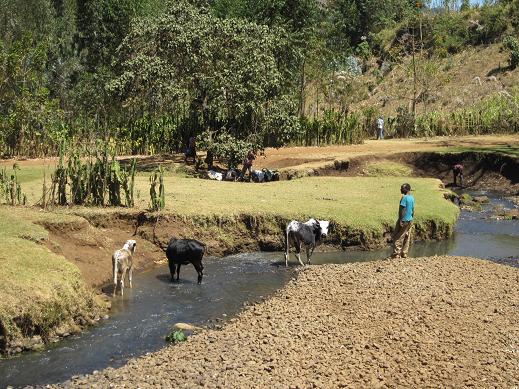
[307,218,330,240]
[124,239,137,254]
[318,220,330,238]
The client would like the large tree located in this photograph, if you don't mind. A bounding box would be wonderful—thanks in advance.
[109,1,300,148]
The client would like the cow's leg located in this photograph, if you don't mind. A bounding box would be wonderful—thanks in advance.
[295,239,304,266]
[112,259,118,297]
[285,233,290,267]
[176,264,181,281]
[307,245,316,265]
[305,246,311,265]
[169,262,176,282]
[120,271,125,297]
[193,261,204,284]
[128,266,133,289]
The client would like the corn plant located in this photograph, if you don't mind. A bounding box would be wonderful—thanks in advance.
[149,166,165,212]
[48,143,137,207]
[0,163,27,205]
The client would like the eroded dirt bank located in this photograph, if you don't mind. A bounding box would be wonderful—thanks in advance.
[55,256,519,388]
[279,151,519,195]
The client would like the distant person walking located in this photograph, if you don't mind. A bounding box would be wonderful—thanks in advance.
[453,163,464,187]
[389,183,415,259]
[376,116,384,140]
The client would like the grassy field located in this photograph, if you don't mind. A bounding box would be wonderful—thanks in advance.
[6,162,459,236]
[135,175,457,234]
[0,207,100,353]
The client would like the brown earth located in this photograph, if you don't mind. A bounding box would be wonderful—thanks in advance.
[3,134,518,171]
[53,255,519,388]
[40,216,163,289]
[255,135,519,170]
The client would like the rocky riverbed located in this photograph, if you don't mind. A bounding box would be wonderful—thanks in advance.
[52,256,518,388]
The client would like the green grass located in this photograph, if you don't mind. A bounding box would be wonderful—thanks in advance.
[0,207,98,349]
[129,175,459,235]
[436,145,519,157]
[6,163,459,235]
[361,161,413,177]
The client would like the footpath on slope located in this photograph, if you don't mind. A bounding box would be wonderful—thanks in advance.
[57,256,519,388]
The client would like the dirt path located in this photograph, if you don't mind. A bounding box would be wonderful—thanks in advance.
[58,256,519,388]
[256,135,519,170]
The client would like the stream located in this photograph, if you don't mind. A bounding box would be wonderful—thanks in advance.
[0,191,518,388]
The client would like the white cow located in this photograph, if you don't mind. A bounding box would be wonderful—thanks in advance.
[112,239,137,296]
[285,219,330,266]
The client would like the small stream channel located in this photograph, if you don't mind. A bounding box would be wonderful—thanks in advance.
[1,191,518,388]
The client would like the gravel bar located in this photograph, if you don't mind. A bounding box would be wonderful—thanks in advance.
[53,256,519,388]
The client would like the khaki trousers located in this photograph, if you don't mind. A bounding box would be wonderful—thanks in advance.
[392,221,413,258]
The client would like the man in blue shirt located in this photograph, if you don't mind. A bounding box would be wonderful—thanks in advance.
[390,183,415,259]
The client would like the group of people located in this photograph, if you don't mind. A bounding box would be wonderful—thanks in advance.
[184,135,257,181]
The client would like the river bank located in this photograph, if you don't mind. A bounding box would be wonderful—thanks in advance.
[54,255,519,388]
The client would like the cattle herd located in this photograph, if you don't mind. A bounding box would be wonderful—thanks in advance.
[111,218,330,296]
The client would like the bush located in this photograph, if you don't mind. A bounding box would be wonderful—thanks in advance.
[0,164,27,205]
[395,106,415,138]
[49,143,136,207]
[165,329,187,343]
[473,4,509,44]
[503,36,519,69]
[201,131,258,170]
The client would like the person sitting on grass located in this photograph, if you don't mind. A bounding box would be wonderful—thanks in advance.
[389,183,415,259]
[453,163,464,187]
[239,150,255,181]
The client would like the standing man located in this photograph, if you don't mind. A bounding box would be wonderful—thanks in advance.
[184,134,196,164]
[376,116,384,140]
[390,183,415,259]
[239,149,255,181]
[452,163,464,187]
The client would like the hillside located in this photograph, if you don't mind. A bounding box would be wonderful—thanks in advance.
[352,43,519,116]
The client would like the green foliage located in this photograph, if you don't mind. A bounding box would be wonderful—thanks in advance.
[165,329,187,343]
[0,0,518,157]
[395,106,415,138]
[49,143,136,207]
[503,36,519,69]
[413,92,519,137]
[149,166,165,212]
[109,1,300,149]
[202,132,257,169]
[298,110,365,146]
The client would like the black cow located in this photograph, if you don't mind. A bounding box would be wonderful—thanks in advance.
[166,238,205,284]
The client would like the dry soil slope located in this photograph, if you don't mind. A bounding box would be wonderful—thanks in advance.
[59,256,519,388]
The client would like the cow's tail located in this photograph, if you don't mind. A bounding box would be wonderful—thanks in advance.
[284,223,290,266]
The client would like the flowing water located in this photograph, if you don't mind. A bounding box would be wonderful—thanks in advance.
[1,191,518,388]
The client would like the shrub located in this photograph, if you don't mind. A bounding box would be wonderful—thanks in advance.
[49,143,136,207]
[503,36,519,69]
[165,329,187,343]
[149,166,165,212]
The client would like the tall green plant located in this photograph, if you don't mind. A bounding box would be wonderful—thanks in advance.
[149,166,165,212]
[0,163,26,205]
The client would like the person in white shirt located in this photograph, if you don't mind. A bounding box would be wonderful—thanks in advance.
[376,116,384,140]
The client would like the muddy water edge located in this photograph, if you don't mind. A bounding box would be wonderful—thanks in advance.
[0,191,518,388]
